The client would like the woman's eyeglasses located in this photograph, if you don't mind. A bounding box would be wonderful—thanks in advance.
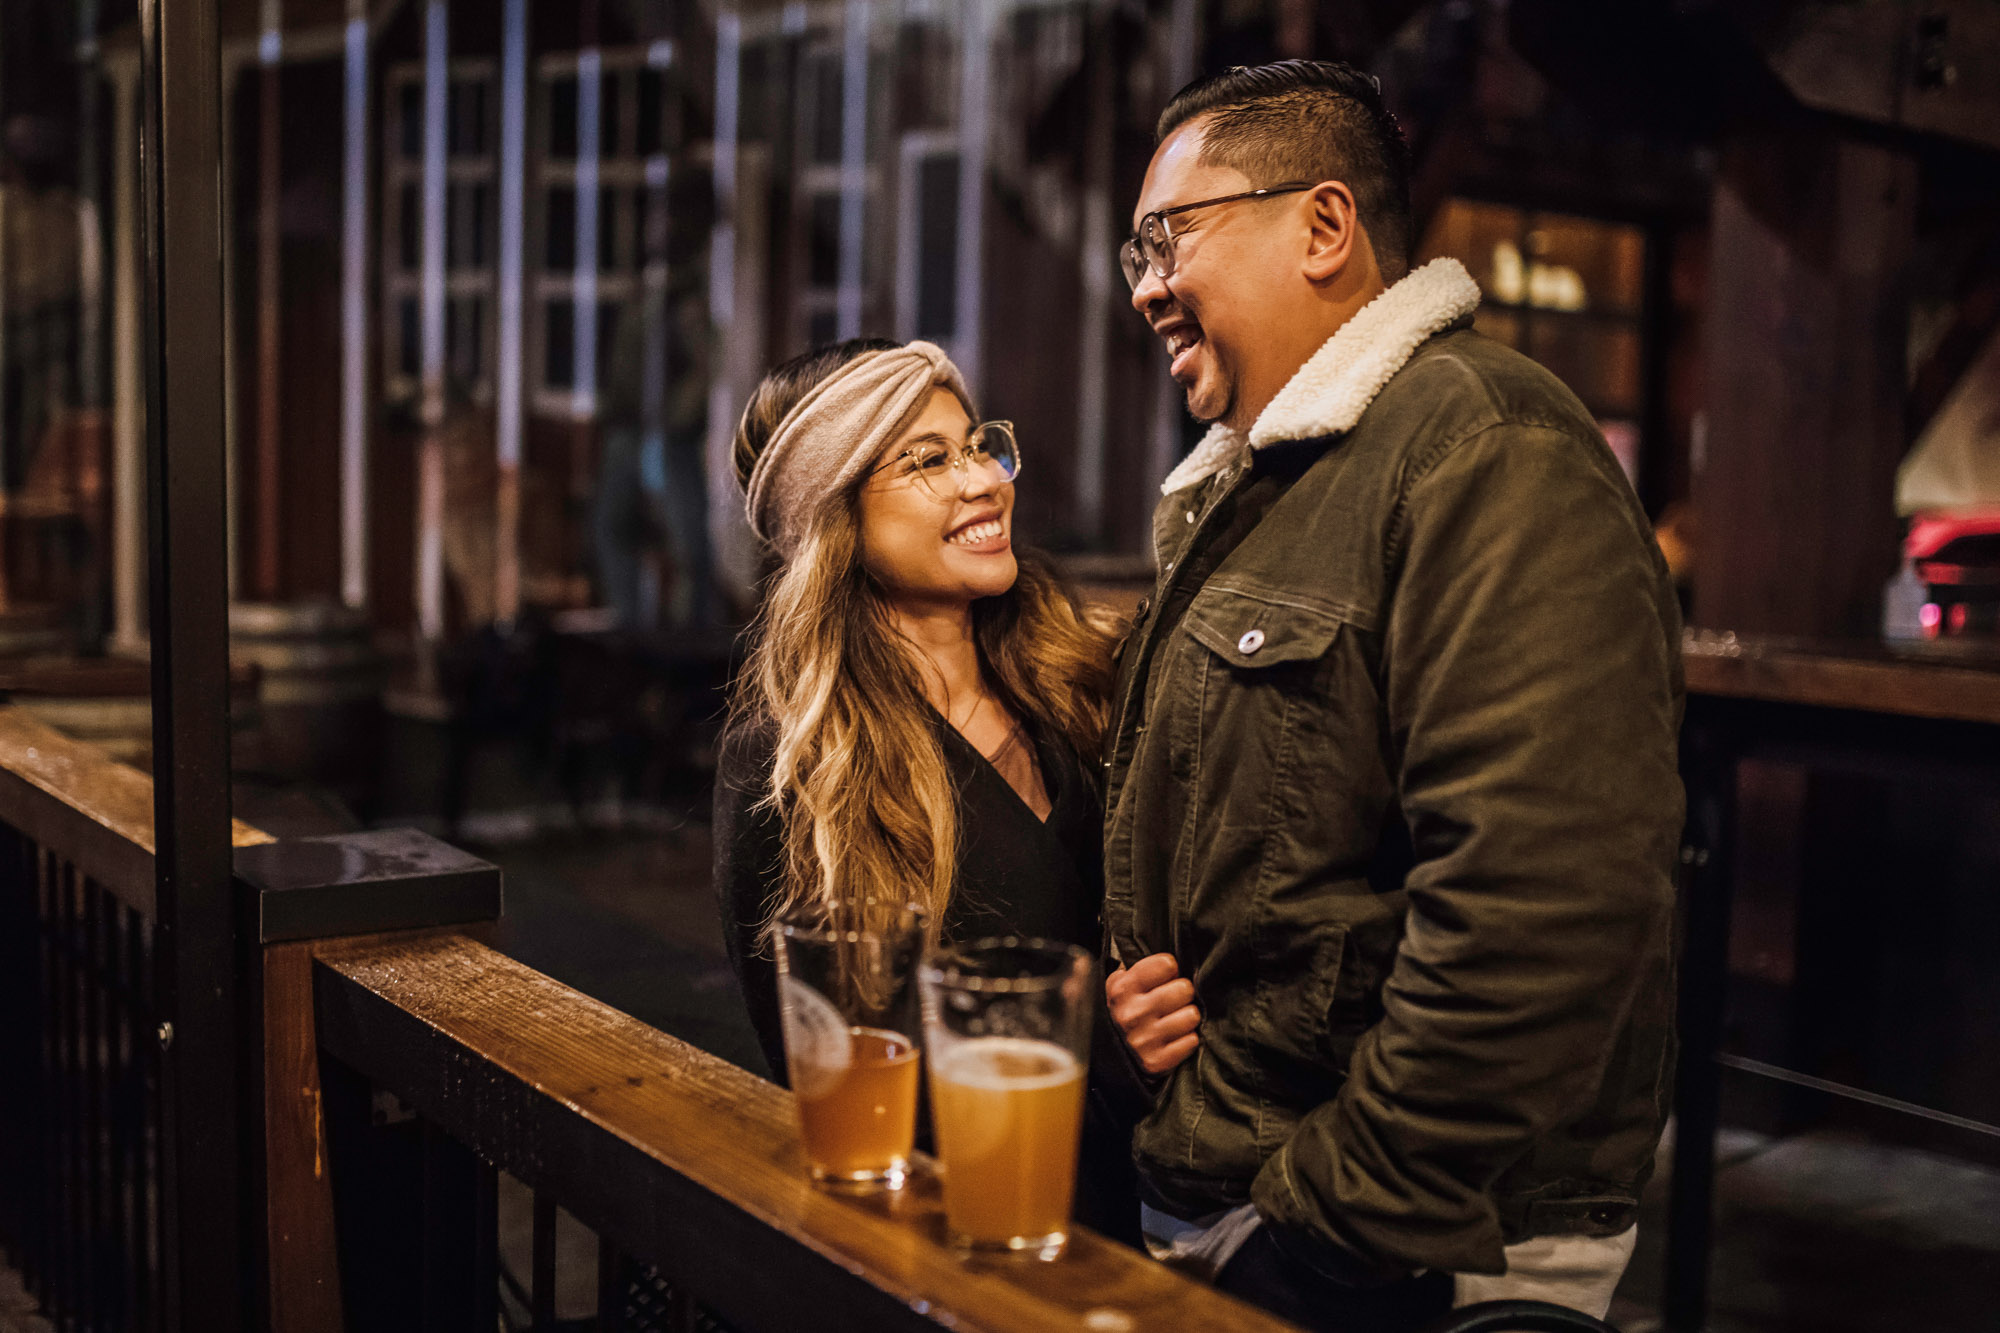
[873,420,1022,502]
[1119,182,1312,292]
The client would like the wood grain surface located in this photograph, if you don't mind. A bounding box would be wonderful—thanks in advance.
[0,705,272,915]
[315,933,1299,1333]
[263,939,345,1333]
[1682,632,2000,727]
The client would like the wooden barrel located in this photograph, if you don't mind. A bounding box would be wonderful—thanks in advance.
[0,654,260,767]
[229,600,384,790]
[0,603,72,659]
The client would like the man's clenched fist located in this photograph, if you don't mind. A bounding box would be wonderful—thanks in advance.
[1106,952,1201,1075]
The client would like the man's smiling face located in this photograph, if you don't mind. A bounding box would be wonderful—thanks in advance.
[1128,121,1300,431]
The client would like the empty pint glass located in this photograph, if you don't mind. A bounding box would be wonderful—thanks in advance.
[920,938,1092,1259]
[775,906,927,1191]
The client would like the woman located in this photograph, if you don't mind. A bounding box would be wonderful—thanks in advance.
[712,337,1142,1242]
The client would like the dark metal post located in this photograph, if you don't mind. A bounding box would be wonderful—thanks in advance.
[137,0,242,1328]
[1664,706,1740,1333]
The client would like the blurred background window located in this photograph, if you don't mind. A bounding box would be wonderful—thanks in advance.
[384,61,496,400]
[1416,200,1647,483]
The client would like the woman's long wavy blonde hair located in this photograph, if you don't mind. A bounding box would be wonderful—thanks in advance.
[730,339,1118,946]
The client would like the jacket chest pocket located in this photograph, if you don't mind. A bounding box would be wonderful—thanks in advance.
[1160,586,1344,883]
[1176,585,1343,761]
[1182,586,1344,674]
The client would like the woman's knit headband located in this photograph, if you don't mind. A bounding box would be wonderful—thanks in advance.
[742,341,971,560]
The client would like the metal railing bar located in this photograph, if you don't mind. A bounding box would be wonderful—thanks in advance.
[0,825,25,1273]
[11,828,48,1310]
[99,888,119,1333]
[1715,1053,2000,1140]
[108,891,137,1333]
[65,864,86,1333]
[82,876,106,1333]
[51,854,77,1330]
[137,0,241,1318]
[32,850,50,1320]
[136,898,161,1333]
[23,846,43,1312]
[115,899,140,1333]
[65,863,86,1333]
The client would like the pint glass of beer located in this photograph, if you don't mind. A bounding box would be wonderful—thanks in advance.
[919,938,1093,1259]
[775,906,927,1191]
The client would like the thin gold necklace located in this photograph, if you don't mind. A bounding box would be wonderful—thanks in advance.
[983,717,1028,765]
[946,690,988,734]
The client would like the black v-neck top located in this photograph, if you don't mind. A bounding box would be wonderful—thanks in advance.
[711,709,1107,1082]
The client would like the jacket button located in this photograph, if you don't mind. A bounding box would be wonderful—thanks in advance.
[1238,628,1265,655]
[1184,510,1196,524]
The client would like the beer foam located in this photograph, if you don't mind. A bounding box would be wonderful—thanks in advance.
[932,1036,1080,1090]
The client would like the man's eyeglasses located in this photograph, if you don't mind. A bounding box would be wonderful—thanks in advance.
[1119,182,1312,292]
[871,420,1022,502]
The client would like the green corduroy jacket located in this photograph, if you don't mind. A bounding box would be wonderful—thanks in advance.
[1103,263,1684,1279]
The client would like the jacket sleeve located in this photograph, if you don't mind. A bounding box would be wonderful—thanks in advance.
[712,720,792,1084]
[1251,422,1684,1275]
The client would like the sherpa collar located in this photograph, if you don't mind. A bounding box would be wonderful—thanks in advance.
[1159,258,1482,496]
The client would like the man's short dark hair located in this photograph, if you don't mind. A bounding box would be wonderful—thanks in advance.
[1157,61,1413,281]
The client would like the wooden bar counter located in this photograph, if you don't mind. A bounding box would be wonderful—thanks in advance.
[1681,627,2000,726]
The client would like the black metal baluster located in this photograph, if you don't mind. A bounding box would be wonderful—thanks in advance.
[68,863,90,1332]
[65,863,86,1332]
[0,826,26,1274]
[596,1236,621,1332]
[1665,728,1739,1333]
[93,882,119,1333]
[0,823,12,1255]
[30,848,48,1314]
[106,898,133,1333]
[100,881,121,1330]
[81,877,105,1333]
[0,825,33,1289]
[135,907,160,1333]
[414,1118,498,1333]
[55,855,81,1330]
[0,825,9,1259]
[27,841,53,1313]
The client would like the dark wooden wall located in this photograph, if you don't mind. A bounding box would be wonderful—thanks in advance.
[1693,127,1916,638]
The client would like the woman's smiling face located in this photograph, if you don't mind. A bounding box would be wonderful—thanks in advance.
[855,387,1017,612]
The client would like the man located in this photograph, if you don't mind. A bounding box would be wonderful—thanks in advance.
[1101,61,1682,1331]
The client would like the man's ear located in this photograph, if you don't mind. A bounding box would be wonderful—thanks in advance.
[1301,180,1359,284]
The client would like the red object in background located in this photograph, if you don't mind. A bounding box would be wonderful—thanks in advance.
[1905,507,2000,640]
[1905,507,2000,563]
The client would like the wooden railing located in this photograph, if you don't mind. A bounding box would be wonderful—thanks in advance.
[0,705,500,1333]
[0,705,274,1332]
[0,703,1294,1332]
[313,932,1293,1333]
